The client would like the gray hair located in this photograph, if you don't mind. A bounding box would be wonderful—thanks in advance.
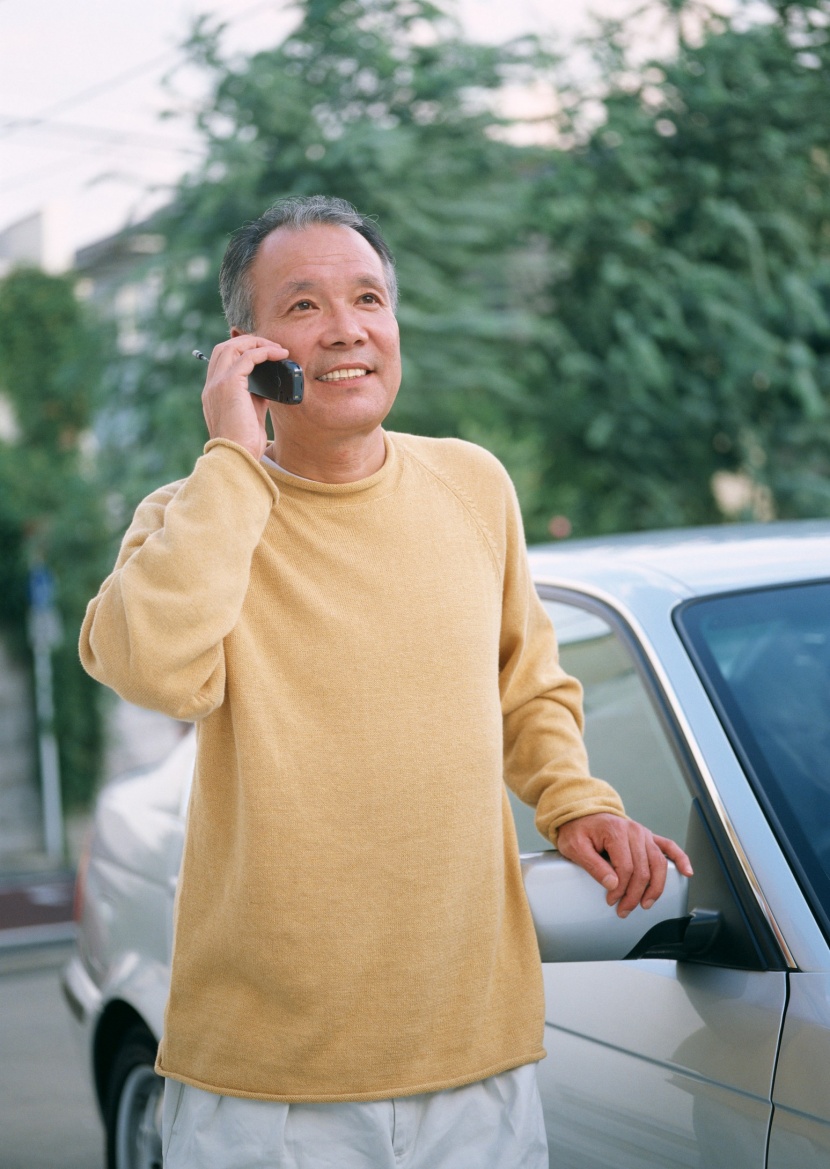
[219,195,398,332]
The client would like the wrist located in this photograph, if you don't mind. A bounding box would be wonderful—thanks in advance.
[203,439,281,503]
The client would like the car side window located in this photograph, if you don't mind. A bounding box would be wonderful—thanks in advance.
[508,596,693,853]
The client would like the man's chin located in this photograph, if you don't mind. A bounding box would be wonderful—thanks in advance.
[302,388,397,431]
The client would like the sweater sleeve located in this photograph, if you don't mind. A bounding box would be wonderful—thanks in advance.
[498,477,625,846]
[79,440,280,721]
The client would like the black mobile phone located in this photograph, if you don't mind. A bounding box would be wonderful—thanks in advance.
[248,359,304,405]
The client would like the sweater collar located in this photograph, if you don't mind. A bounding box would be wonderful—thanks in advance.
[260,431,400,503]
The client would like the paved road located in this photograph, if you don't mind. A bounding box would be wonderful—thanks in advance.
[0,943,104,1169]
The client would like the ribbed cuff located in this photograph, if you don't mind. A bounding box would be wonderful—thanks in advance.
[203,438,281,506]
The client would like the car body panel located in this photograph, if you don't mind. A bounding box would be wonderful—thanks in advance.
[98,952,171,1043]
[88,734,193,885]
[768,1111,830,1169]
[538,1020,776,1169]
[528,521,830,597]
[62,944,104,1076]
[541,959,787,1152]
[768,971,830,1167]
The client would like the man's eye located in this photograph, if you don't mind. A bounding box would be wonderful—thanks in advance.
[291,300,313,311]
[359,294,379,304]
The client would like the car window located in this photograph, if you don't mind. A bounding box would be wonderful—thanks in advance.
[677,581,830,944]
[507,597,692,853]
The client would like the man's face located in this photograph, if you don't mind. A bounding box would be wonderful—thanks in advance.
[242,223,402,441]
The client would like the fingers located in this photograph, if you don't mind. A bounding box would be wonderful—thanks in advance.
[556,823,621,894]
[557,814,693,920]
[632,833,694,915]
[200,336,290,459]
[603,822,656,918]
[639,833,670,910]
[653,833,695,879]
[204,337,290,403]
[208,335,289,379]
[557,814,648,918]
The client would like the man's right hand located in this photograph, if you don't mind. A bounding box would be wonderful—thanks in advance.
[201,335,290,461]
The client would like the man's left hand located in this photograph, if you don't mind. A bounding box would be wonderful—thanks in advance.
[556,813,694,919]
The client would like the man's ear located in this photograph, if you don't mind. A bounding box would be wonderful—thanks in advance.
[230,326,244,338]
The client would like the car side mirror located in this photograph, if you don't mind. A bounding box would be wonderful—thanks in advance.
[521,851,691,963]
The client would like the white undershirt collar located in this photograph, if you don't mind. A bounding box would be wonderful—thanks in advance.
[260,453,317,483]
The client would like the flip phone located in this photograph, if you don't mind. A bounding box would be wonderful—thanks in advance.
[192,350,304,405]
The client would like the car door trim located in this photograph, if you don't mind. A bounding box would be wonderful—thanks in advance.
[535,579,797,970]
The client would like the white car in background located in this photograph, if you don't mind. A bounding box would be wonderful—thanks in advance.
[63,521,830,1169]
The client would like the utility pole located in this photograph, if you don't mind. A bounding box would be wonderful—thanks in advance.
[27,564,64,862]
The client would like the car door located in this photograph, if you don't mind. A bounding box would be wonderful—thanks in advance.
[767,971,830,1167]
[508,591,788,1169]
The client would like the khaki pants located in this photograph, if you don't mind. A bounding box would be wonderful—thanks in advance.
[162,1062,549,1168]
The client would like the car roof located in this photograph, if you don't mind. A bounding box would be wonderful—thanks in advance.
[529,519,830,599]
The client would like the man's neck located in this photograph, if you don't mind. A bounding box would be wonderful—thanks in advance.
[265,427,386,484]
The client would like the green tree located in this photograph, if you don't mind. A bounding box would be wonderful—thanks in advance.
[528,0,830,532]
[98,0,830,541]
[0,268,110,809]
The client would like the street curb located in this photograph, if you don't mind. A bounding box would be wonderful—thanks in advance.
[0,920,77,950]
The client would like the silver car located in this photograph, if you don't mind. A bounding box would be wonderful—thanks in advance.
[63,520,830,1169]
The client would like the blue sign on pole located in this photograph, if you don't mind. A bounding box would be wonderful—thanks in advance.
[29,565,55,612]
[27,561,64,860]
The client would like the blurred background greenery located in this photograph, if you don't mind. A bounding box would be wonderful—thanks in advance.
[0,0,828,808]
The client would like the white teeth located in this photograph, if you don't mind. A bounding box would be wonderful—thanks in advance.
[318,368,368,382]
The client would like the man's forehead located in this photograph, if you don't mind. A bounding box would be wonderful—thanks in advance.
[281,272,386,294]
[254,223,386,286]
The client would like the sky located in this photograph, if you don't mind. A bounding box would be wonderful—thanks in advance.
[0,0,635,261]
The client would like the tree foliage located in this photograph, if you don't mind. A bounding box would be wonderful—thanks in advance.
[529,0,830,531]
[0,268,110,808]
[100,0,830,541]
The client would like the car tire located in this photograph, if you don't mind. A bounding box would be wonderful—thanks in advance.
[105,1022,164,1169]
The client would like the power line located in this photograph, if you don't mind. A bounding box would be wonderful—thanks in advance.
[0,154,114,196]
[0,114,201,155]
[0,0,286,206]
[0,53,181,141]
[0,0,284,142]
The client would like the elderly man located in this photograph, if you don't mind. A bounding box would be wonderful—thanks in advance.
[80,195,691,1169]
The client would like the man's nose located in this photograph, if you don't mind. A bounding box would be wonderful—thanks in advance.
[321,304,369,346]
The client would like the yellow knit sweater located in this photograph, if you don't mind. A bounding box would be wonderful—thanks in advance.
[80,431,624,1102]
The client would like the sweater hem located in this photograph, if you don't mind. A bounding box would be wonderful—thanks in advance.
[154,1047,547,1104]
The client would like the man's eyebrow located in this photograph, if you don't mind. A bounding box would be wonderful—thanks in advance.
[352,273,387,292]
[278,274,388,297]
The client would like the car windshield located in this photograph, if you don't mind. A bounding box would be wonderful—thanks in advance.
[677,581,830,943]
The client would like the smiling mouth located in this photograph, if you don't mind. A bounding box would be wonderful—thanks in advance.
[317,367,371,382]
